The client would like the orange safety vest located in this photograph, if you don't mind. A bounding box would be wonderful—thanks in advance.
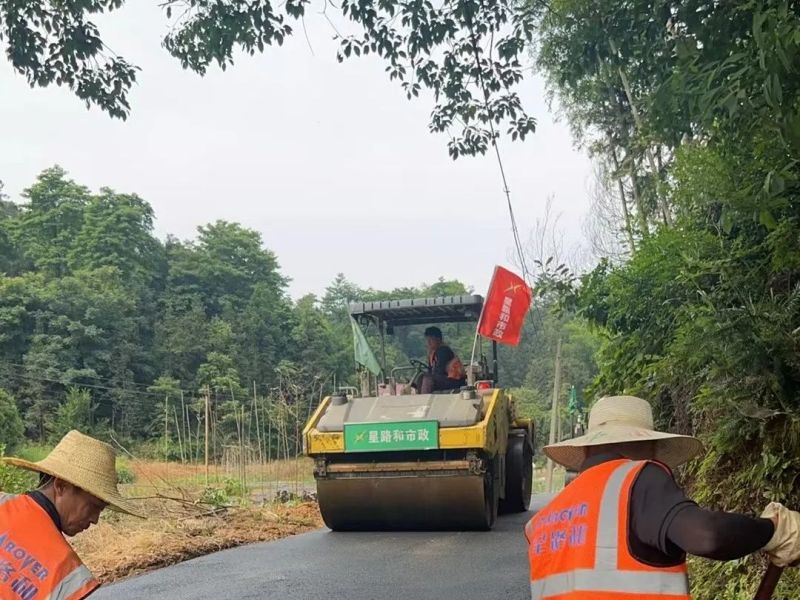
[524,459,690,600]
[428,345,466,380]
[0,493,99,600]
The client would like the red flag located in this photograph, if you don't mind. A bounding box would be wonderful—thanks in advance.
[478,266,532,346]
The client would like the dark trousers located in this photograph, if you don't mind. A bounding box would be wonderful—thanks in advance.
[419,374,465,394]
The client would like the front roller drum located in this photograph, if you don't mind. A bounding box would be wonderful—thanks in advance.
[317,473,497,531]
[500,435,533,513]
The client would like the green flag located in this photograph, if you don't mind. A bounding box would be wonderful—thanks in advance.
[567,385,578,415]
[351,318,382,376]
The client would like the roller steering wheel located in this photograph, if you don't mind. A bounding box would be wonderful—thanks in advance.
[409,358,429,371]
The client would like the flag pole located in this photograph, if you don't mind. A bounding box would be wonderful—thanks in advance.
[470,267,497,383]
[468,328,480,385]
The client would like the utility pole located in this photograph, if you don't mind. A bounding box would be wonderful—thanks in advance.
[204,387,210,486]
[546,337,563,493]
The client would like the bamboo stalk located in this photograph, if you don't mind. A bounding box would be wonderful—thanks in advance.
[204,388,210,486]
[253,381,263,464]
[173,406,185,463]
[164,394,169,462]
[608,39,671,226]
[610,144,636,251]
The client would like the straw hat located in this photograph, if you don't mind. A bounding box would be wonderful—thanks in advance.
[545,395,703,472]
[1,430,143,517]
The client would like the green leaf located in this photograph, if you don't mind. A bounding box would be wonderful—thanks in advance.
[720,208,734,235]
[752,10,767,46]
[759,209,778,230]
[763,170,786,196]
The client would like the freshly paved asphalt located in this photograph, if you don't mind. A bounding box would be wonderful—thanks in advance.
[94,495,552,600]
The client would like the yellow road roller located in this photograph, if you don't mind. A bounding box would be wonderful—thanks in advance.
[303,295,534,530]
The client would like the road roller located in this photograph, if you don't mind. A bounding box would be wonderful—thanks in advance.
[303,295,534,530]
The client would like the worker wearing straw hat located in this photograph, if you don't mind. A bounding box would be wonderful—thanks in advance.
[0,430,143,600]
[524,395,800,600]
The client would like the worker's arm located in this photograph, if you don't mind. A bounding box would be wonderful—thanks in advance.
[630,464,774,562]
[666,506,774,560]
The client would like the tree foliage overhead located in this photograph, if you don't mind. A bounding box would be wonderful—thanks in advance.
[1,0,537,157]
[0,0,138,118]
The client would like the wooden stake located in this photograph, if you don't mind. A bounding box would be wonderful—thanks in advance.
[211,392,217,482]
[195,411,201,463]
[173,407,185,463]
[253,381,263,464]
[180,391,188,459]
[266,393,272,462]
[164,394,169,461]
[185,403,192,462]
[204,387,210,486]
[238,405,247,497]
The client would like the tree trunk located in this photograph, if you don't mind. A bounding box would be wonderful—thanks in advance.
[610,145,637,252]
[611,48,672,227]
[628,155,650,238]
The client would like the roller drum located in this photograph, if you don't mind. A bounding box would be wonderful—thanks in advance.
[317,473,494,531]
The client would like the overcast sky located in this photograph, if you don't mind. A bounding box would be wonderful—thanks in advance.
[0,3,593,300]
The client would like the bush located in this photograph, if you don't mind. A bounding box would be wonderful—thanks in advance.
[0,444,35,494]
[0,390,24,452]
[223,477,246,498]
[47,387,94,442]
[115,459,136,484]
[200,487,230,508]
[133,439,188,462]
[198,477,247,509]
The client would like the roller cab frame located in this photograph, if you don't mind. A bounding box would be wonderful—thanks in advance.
[303,295,534,531]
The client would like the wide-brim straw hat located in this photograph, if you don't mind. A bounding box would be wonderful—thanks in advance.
[545,395,703,472]
[1,430,144,518]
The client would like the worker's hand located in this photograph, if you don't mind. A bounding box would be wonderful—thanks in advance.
[762,502,800,567]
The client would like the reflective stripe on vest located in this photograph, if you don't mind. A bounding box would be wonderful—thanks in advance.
[0,494,99,600]
[531,568,691,597]
[45,564,95,600]
[0,493,15,506]
[527,459,690,600]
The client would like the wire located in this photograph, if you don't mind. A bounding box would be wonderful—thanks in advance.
[0,368,333,408]
[1,362,308,400]
[0,371,224,406]
[465,17,545,333]
[0,362,197,395]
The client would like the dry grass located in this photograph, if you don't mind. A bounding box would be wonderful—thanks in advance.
[69,458,321,583]
[127,457,315,489]
[72,501,322,583]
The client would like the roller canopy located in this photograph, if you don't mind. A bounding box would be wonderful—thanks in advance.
[349,295,484,327]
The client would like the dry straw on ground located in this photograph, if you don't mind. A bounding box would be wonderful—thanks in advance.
[70,459,321,583]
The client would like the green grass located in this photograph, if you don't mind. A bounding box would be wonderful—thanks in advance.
[533,466,566,495]
[15,444,51,462]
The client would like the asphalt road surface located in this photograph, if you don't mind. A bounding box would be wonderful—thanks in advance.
[94,495,552,600]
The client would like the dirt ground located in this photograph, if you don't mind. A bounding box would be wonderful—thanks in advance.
[69,459,322,583]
